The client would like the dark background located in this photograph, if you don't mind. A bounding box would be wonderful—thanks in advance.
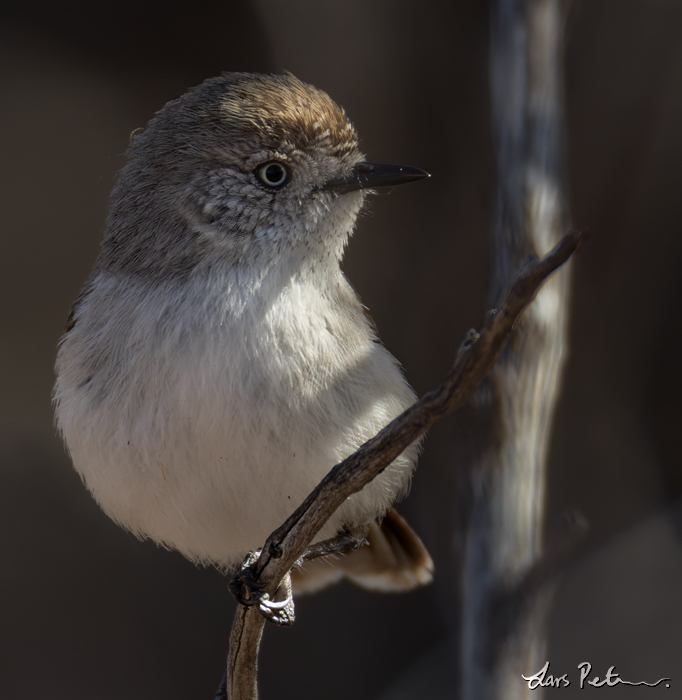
[2,1,681,698]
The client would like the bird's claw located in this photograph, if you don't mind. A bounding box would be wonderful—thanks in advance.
[228,550,295,626]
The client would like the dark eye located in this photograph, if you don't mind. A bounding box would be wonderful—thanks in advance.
[256,161,291,189]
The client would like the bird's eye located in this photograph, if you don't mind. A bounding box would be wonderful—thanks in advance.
[256,161,291,189]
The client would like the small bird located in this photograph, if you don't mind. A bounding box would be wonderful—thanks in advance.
[54,72,432,594]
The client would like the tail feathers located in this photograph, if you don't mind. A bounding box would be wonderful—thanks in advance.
[291,508,434,594]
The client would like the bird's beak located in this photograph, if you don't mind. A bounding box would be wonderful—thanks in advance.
[324,162,430,194]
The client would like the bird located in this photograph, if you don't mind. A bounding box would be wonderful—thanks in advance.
[53,72,433,594]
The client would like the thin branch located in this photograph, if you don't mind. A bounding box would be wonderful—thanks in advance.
[225,229,585,699]
[226,606,265,700]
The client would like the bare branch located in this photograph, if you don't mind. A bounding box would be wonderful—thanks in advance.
[225,606,265,700]
[225,229,585,698]
[253,233,582,587]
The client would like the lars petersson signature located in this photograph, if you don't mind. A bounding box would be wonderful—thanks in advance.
[522,661,671,689]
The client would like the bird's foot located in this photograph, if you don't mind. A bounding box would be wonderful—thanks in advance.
[228,550,295,626]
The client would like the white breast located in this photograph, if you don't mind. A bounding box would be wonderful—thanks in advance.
[54,260,418,567]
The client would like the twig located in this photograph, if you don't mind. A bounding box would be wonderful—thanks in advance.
[225,606,265,700]
[225,229,585,699]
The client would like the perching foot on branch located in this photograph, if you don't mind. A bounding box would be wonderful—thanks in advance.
[228,550,295,626]
[228,533,367,627]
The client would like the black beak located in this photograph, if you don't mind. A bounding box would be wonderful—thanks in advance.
[324,162,430,194]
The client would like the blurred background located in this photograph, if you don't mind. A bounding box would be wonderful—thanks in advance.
[2,1,681,697]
